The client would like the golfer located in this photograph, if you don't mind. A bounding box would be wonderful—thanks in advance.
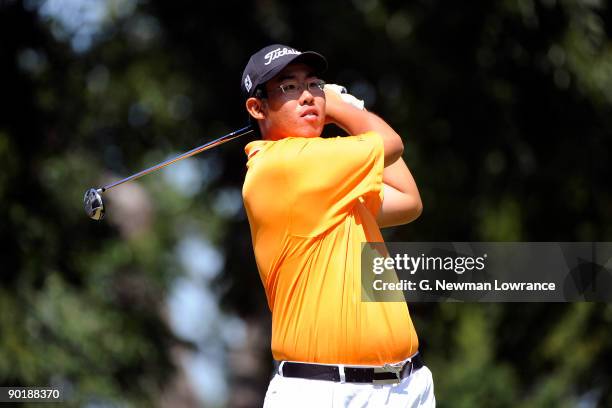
[241,44,434,407]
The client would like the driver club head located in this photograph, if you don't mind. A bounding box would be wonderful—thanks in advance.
[84,188,105,220]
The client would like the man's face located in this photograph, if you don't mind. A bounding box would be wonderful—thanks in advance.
[257,63,326,140]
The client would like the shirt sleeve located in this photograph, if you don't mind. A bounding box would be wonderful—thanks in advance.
[281,132,384,236]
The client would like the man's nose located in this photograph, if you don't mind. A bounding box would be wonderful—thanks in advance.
[299,88,314,104]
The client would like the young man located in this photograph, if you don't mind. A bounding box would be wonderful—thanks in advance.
[241,44,434,407]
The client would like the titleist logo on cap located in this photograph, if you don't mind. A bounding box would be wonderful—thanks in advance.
[264,47,301,65]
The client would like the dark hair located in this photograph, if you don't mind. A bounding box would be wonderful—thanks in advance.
[254,85,267,99]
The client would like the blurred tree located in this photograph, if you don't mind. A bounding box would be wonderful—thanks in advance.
[0,0,185,405]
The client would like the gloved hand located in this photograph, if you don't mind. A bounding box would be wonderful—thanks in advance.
[324,83,366,111]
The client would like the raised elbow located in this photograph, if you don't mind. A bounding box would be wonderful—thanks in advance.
[411,198,423,222]
[378,193,423,228]
[399,196,422,225]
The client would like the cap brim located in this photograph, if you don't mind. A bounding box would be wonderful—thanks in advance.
[256,51,328,93]
[290,51,328,75]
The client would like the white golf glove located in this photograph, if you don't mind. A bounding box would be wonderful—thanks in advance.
[325,83,366,111]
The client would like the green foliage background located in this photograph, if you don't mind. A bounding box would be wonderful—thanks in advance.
[1,0,611,406]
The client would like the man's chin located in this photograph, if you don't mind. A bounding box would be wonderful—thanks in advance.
[296,122,324,138]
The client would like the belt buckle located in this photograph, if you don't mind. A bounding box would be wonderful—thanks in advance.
[372,362,403,385]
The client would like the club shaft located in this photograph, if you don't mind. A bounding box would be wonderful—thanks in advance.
[100,126,254,192]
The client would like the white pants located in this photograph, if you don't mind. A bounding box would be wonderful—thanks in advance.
[263,365,435,407]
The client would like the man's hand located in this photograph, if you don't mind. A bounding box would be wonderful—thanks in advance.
[324,84,365,114]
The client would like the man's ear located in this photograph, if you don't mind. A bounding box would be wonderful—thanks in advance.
[246,97,266,120]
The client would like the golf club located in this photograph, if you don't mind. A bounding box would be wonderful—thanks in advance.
[83,125,254,220]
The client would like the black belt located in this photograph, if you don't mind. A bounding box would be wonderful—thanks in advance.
[278,353,424,384]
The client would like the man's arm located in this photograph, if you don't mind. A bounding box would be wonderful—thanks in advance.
[324,87,403,167]
[377,157,423,228]
[324,86,422,227]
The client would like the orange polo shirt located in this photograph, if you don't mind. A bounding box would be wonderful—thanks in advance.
[242,132,418,365]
